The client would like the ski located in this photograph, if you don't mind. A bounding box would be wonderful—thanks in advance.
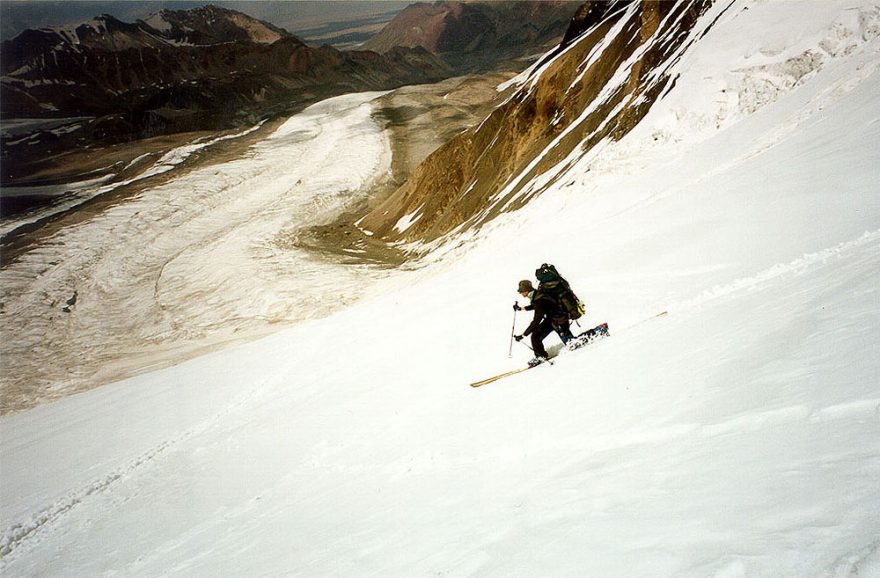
[470,356,555,387]
[470,313,668,388]
[470,365,536,388]
[469,323,610,388]
[630,310,668,328]
[568,322,610,350]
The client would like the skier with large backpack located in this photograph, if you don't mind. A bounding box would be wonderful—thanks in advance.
[471,265,610,386]
[513,263,584,366]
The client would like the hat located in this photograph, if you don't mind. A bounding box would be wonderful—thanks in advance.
[517,280,535,293]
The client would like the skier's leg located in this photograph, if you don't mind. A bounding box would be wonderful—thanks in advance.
[531,320,554,358]
[555,322,574,344]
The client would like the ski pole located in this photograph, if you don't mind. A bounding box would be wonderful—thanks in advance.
[508,305,518,357]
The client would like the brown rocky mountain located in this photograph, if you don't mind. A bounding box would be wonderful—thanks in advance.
[356,0,717,250]
[139,5,289,46]
[0,5,449,185]
[362,0,583,72]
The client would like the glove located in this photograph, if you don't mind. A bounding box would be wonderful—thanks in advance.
[514,335,523,342]
[513,302,522,311]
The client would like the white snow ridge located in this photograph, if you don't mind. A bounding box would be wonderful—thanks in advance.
[2,1,880,577]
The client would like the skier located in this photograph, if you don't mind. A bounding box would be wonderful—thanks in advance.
[513,279,574,366]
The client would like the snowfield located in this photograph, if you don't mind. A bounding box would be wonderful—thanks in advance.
[2,1,880,576]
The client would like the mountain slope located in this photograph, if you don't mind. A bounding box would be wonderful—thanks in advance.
[357,0,714,247]
[1,0,879,575]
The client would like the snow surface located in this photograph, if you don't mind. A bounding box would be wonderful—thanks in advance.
[2,1,880,576]
[393,205,425,234]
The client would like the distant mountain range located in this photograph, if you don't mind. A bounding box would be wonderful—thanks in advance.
[0,5,448,185]
[0,5,447,123]
[0,1,413,43]
[364,0,582,71]
[0,1,581,187]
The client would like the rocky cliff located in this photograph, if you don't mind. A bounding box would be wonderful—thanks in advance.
[357,0,717,251]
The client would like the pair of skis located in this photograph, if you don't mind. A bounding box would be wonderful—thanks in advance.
[469,322,607,388]
[470,312,667,388]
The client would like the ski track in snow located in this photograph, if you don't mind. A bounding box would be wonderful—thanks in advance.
[671,229,880,314]
[0,382,266,563]
[3,363,877,570]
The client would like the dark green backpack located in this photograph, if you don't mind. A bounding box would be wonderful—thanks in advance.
[535,263,585,320]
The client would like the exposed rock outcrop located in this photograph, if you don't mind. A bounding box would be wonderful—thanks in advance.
[357,0,715,250]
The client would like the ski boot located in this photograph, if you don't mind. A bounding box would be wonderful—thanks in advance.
[528,356,548,367]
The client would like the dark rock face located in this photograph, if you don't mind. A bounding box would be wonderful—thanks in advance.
[358,0,715,247]
[0,5,450,185]
[560,1,634,47]
[362,1,583,72]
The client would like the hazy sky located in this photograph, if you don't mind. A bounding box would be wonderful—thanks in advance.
[0,1,412,40]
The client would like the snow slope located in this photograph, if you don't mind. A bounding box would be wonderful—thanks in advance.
[2,1,880,575]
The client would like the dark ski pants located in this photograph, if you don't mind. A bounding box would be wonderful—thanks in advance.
[530,318,574,358]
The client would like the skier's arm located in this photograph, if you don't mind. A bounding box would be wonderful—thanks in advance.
[523,301,546,336]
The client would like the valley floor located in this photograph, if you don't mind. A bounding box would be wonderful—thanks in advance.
[0,73,512,414]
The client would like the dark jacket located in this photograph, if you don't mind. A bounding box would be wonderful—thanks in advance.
[523,290,569,336]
